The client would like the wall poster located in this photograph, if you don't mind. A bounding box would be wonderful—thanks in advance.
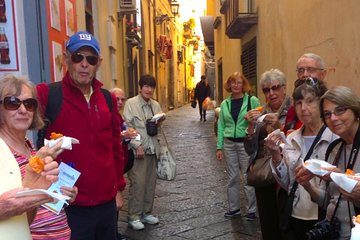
[0,0,19,71]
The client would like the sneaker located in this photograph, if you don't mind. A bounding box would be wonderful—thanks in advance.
[128,219,145,230]
[141,214,159,225]
[245,212,257,221]
[224,209,241,219]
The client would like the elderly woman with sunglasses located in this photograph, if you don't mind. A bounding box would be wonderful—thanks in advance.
[293,86,360,239]
[244,69,292,240]
[0,75,77,240]
[265,79,338,240]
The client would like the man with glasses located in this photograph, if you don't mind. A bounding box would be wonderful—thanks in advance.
[284,53,327,134]
[36,31,125,240]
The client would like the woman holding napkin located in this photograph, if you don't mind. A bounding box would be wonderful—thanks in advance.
[266,78,336,239]
[0,75,77,239]
[244,68,292,239]
[294,86,360,239]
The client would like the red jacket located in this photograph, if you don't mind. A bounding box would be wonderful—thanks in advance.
[36,72,125,206]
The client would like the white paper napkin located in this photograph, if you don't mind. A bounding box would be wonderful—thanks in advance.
[330,172,358,193]
[15,189,70,204]
[303,159,336,177]
[151,113,166,122]
[44,136,80,150]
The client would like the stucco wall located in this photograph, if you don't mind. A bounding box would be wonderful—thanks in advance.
[256,0,360,97]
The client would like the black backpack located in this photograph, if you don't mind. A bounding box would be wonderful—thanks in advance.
[36,81,112,149]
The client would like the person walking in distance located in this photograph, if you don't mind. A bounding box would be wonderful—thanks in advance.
[36,31,125,240]
[194,75,211,121]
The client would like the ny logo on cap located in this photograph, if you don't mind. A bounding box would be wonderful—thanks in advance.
[78,33,92,41]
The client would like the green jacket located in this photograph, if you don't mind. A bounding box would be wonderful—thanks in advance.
[216,93,260,149]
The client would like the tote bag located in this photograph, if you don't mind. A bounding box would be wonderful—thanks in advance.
[157,127,176,180]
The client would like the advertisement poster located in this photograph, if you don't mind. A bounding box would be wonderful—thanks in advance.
[0,0,19,71]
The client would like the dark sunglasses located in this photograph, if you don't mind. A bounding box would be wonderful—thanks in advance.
[71,53,99,66]
[262,84,283,94]
[323,106,348,119]
[0,96,38,112]
[294,77,319,88]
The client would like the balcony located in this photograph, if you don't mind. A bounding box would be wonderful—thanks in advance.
[221,0,258,39]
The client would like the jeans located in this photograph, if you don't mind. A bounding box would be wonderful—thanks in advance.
[223,138,256,214]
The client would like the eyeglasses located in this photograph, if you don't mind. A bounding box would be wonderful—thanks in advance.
[262,84,283,94]
[294,77,319,88]
[323,106,348,119]
[296,67,324,74]
[71,53,99,66]
[0,96,38,112]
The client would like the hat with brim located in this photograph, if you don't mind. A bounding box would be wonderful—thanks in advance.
[66,31,100,55]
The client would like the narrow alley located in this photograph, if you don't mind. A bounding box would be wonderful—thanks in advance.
[118,104,262,240]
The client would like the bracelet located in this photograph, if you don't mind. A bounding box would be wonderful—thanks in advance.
[245,127,255,136]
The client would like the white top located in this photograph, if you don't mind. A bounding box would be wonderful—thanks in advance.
[0,137,32,240]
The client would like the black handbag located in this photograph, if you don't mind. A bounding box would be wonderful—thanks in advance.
[191,100,197,108]
[279,125,326,232]
[124,148,134,173]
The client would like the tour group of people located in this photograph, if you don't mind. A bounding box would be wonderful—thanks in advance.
[216,52,360,240]
[0,31,164,240]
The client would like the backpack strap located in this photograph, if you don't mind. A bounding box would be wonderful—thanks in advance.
[324,138,343,162]
[36,82,63,149]
[100,88,113,112]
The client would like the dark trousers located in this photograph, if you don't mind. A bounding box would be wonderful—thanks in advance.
[198,99,206,119]
[255,183,283,240]
[285,217,318,240]
[65,199,117,240]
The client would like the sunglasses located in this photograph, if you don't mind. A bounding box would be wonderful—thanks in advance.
[0,96,38,112]
[262,84,283,94]
[296,67,324,74]
[323,106,348,119]
[294,77,319,88]
[71,53,99,66]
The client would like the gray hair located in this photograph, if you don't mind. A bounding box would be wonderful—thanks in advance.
[320,86,360,120]
[260,68,287,88]
[297,53,326,69]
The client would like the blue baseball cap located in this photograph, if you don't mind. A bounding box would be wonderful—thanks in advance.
[66,31,100,55]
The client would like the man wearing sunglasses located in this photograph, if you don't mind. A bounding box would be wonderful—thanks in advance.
[36,31,125,240]
[284,53,327,135]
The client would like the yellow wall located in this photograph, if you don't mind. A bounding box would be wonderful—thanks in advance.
[215,0,360,105]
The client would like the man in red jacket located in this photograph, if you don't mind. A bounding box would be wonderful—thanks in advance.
[36,31,125,240]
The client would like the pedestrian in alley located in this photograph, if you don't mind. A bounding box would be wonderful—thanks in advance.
[216,72,260,220]
[194,75,211,121]
[123,74,165,231]
[36,31,125,240]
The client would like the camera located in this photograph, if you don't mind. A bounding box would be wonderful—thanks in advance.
[305,218,341,240]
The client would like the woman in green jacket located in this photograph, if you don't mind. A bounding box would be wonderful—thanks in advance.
[216,72,260,220]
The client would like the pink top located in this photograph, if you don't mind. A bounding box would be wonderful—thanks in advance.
[14,140,71,240]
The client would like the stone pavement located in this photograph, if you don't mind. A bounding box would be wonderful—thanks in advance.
[118,104,262,240]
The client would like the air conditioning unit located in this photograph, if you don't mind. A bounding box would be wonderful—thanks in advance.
[118,0,136,12]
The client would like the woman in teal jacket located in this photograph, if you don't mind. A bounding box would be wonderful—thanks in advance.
[216,72,260,220]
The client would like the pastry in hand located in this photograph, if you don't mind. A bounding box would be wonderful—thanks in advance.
[50,132,64,140]
[29,155,45,173]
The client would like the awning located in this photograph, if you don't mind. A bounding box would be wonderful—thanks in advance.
[200,16,214,56]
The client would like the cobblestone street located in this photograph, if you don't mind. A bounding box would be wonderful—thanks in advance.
[118,104,262,240]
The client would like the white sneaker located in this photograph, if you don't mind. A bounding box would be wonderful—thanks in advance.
[141,214,159,225]
[128,219,145,230]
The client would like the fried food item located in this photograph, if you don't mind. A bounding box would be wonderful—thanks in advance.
[346,169,355,176]
[50,132,64,140]
[255,106,264,112]
[356,215,360,224]
[29,156,45,174]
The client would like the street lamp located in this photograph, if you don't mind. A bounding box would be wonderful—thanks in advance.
[169,0,179,17]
